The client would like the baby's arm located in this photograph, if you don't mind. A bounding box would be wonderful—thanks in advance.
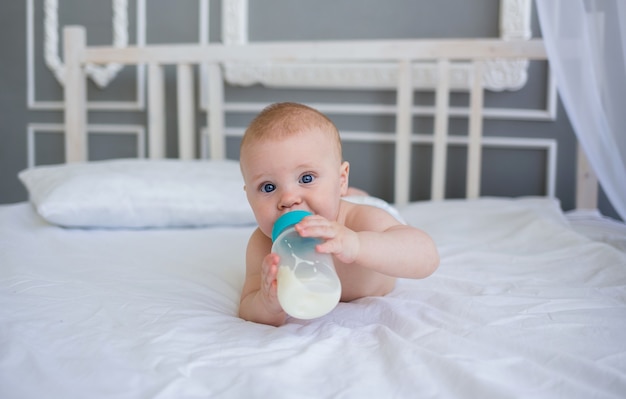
[295,205,439,279]
[238,228,287,326]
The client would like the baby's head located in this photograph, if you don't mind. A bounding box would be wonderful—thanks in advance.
[240,102,342,162]
[239,102,349,236]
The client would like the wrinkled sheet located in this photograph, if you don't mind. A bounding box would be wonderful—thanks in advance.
[1,198,625,399]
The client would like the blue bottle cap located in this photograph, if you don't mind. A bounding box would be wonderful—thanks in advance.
[271,210,313,242]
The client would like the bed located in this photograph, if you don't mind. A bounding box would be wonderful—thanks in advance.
[2,25,626,399]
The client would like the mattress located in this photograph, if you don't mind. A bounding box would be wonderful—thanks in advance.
[1,197,625,399]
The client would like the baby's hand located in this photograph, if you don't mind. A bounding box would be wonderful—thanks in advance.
[295,215,360,264]
[260,253,283,314]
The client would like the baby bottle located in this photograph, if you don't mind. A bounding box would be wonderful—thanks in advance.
[271,210,342,319]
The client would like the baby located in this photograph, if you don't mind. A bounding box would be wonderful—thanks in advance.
[238,102,439,326]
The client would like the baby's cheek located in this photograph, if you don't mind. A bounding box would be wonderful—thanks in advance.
[259,218,275,240]
[250,208,273,238]
[260,226,272,240]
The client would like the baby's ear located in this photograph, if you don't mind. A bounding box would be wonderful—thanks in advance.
[339,161,350,195]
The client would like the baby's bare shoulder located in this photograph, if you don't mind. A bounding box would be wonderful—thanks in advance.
[340,200,398,232]
[246,228,272,260]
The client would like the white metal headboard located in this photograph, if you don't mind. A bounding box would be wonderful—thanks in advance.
[63,25,549,206]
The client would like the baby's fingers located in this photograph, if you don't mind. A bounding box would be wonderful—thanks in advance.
[315,238,341,254]
[261,253,280,294]
[260,253,285,315]
[296,216,337,239]
[318,230,360,264]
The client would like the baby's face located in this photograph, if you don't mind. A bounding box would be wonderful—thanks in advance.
[240,129,348,238]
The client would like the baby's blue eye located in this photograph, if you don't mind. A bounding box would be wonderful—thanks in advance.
[261,183,276,193]
[300,174,314,184]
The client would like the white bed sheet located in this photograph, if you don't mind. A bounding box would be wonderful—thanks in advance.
[566,209,626,253]
[1,198,626,399]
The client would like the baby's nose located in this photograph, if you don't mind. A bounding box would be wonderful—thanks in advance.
[278,189,302,209]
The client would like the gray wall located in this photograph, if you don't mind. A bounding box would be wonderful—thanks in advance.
[0,0,619,219]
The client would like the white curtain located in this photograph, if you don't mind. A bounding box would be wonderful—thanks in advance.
[535,0,626,220]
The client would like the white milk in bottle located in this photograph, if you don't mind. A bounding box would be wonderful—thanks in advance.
[271,210,341,319]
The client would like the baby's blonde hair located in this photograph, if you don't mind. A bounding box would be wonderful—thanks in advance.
[240,102,342,161]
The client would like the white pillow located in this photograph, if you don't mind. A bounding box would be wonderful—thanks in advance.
[18,159,256,228]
